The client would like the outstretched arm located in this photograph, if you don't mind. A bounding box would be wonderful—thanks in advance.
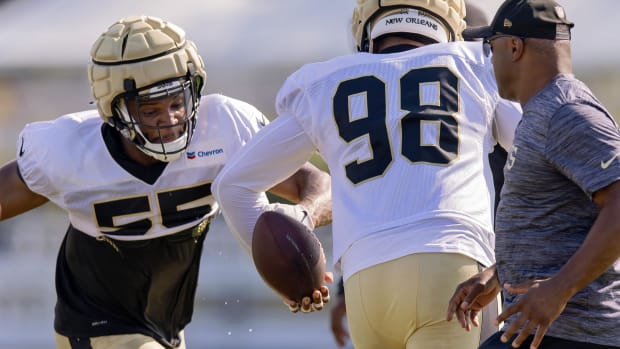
[213,113,329,251]
[0,160,48,221]
[213,113,332,312]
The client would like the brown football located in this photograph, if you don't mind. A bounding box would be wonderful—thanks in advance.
[251,210,325,302]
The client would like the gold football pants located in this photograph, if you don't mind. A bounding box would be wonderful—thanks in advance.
[345,252,500,349]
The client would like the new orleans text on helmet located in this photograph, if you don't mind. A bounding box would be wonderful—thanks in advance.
[384,11,439,31]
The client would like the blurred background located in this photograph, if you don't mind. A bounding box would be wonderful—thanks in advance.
[0,1,618,348]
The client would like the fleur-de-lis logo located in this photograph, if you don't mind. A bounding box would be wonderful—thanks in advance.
[503,18,513,28]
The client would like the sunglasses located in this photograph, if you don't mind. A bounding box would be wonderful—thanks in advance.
[483,34,526,57]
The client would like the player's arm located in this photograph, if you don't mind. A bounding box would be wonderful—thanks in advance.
[266,162,332,228]
[213,114,332,313]
[0,160,48,220]
[213,113,326,251]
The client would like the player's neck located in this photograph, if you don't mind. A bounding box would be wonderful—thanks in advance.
[120,137,162,167]
[372,36,424,53]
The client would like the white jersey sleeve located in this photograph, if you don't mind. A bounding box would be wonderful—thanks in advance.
[213,113,316,252]
[493,98,522,150]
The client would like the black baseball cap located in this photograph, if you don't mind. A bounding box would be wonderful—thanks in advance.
[463,0,574,40]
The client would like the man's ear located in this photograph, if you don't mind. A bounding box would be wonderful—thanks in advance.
[511,37,526,61]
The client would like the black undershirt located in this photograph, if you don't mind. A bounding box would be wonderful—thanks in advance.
[101,124,167,185]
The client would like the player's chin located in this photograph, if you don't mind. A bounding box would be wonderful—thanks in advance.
[149,133,181,144]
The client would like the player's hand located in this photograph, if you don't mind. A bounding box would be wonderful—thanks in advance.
[446,264,501,331]
[330,294,350,347]
[283,272,333,313]
[497,278,568,349]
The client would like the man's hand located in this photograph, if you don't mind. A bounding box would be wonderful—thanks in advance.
[497,278,568,349]
[446,264,501,331]
[330,294,350,347]
[283,272,333,313]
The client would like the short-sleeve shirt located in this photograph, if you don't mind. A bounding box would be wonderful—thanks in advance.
[496,74,620,346]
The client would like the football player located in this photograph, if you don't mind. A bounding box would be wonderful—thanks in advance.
[213,0,522,348]
[0,15,331,349]
[329,2,509,347]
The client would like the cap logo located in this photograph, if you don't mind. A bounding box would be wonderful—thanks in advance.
[503,18,513,28]
[554,6,565,19]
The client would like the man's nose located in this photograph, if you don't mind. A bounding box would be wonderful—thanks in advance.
[157,108,182,126]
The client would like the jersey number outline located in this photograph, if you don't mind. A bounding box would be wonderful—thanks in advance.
[93,182,213,236]
[333,66,459,184]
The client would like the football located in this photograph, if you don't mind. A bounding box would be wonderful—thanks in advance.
[251,210,326,302]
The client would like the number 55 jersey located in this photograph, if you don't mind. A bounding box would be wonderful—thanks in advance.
[15,94,267,348]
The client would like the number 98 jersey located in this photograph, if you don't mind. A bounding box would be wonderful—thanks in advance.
[225,41,522,281]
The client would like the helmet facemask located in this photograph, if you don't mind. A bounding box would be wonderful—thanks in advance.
[111,75,200,162]
[88,15,207,163]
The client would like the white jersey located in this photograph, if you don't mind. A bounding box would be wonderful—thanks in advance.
[17,94,267,241]
[214,41,522,280]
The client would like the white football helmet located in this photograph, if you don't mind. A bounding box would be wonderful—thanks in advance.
[352,0,467,52]
[88,15,206,162]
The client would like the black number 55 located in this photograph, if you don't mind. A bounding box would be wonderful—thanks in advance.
[93,181,213,236]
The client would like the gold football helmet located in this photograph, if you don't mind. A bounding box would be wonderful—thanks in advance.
[88,15,206,161]
[352,0,467,52]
